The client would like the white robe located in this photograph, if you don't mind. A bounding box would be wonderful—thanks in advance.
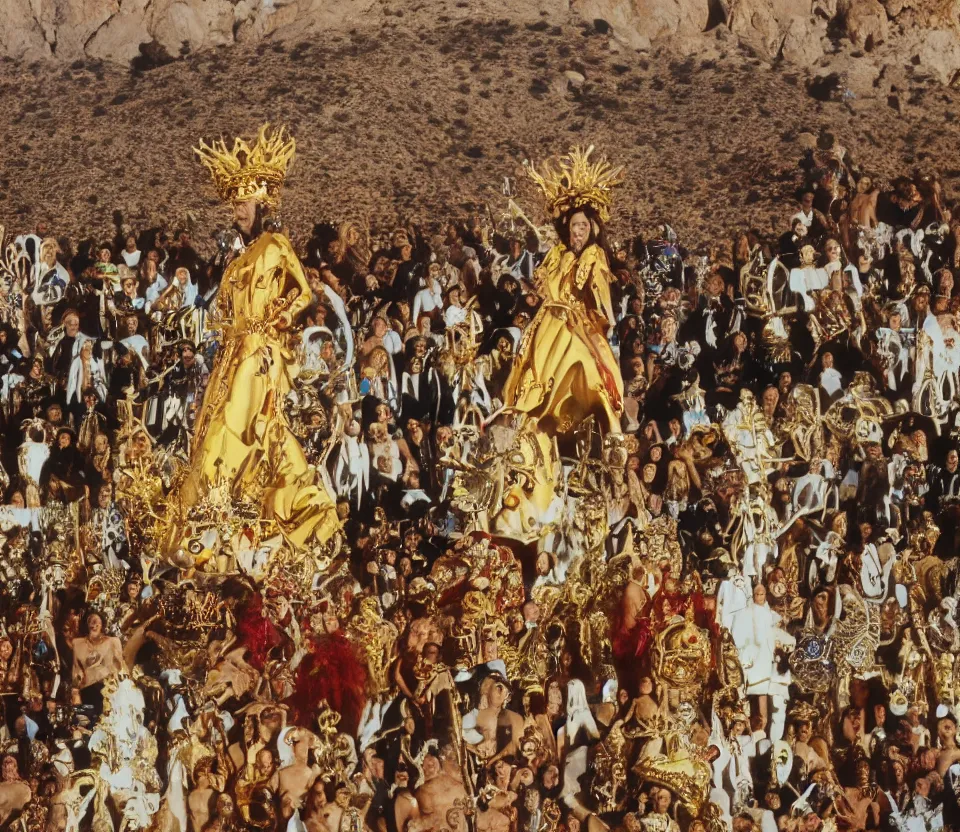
[731,601,794,697]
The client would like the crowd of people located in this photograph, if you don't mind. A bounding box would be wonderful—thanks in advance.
[0,129,957,832]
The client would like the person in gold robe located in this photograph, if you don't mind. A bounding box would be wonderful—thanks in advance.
[165,125,339,562]
[500,146,625,438]
[501,208,623,437]
[489,147,626,540]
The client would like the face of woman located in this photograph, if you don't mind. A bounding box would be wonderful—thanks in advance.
[569,212,591,253]
[87,615,103,638]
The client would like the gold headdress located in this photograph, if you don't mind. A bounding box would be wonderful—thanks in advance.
[525,145,624,223]
[195,124,296,208]
[633,737,711,817]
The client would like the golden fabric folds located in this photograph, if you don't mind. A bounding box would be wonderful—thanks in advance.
[501,242,624,435]
[170,231,339,551]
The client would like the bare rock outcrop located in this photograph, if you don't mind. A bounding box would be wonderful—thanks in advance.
[2,0,960,92]
[570,0,711,50]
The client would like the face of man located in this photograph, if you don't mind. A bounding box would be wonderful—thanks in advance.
[800,192,814,212]
[63,314,80,338]
[948,450,959,472]
[233,198,258,236]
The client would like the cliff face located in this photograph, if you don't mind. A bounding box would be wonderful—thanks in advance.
[3,0,959,85]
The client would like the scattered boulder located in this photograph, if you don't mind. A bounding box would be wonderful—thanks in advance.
[843,0,888,48]
[779,14,826,64]
[908,27,960,84]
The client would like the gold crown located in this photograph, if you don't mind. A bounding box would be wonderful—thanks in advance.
[525,145,624,223]
[195,124,296,208]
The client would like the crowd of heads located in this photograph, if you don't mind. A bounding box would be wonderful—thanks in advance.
[0,141,959,832]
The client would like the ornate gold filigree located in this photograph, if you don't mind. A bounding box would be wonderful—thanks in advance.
[525,146,624,223]
[195,124,296,208]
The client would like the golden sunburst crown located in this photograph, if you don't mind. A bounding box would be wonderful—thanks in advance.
[194,123,296,209]
[524,145,624,224]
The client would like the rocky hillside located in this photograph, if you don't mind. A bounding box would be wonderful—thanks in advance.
[4,0,960,87]
[2,1,960,249]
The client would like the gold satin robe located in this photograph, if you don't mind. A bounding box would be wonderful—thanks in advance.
[170,231,338,552]
[501,242,624,435]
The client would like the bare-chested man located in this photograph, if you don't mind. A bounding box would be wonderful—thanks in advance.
[279,729,324,821]
[412,752,468,832]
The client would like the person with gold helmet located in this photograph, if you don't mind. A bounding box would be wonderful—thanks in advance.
[164,124,339,561]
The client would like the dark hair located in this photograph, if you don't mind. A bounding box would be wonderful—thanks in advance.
[553,204,610,259]
[81,610,103,636]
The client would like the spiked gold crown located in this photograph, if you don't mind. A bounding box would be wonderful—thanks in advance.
[525,145,624,224]
[195,124,296,208]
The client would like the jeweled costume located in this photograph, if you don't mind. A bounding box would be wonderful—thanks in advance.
[502,243,623,435]
[166,126,338,556]
[502,147,624,436]
[492,148,625,538]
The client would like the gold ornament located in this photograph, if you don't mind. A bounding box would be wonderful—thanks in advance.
[525,145,624,223]
[195,124,296,208]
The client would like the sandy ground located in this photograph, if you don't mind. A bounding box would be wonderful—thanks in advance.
[2,14,960,252]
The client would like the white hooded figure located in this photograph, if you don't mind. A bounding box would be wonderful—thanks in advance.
[716,568,751,634]
[789,244,829,312]
[18,423,50,508]
[731,583,795,741]
[302,327,332,374]
[65,339,107,406]
[334,420,370,509]
[559,679,600,805]
[89,677,161,830]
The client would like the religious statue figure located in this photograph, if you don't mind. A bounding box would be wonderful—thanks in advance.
[164,125,339,562]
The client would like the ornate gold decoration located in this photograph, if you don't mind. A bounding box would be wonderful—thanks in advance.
[524,146,624,223]
[633,739,712,817]
[195,124,296,207]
